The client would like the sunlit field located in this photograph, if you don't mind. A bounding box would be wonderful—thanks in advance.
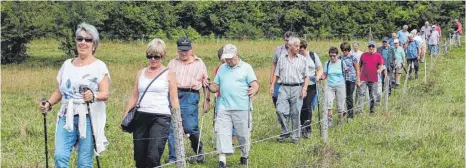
[2,38,464,167]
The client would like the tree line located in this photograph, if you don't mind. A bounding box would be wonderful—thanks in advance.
[2,1,464,64]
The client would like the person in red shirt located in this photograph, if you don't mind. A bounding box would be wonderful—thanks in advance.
[455,19,462,46]
[357,41,384,114]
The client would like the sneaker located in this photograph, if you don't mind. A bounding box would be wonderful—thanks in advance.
[217,161,227,168]
[347,117,354,122]
[415,74,419,80]
[328,117,334,128]
[240,157,248,165]
[291,138,299,143]
[337,120,342,127]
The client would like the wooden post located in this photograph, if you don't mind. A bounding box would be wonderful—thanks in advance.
[384,75,389,113]
[320,83,328,143]
[171,108,186,168]
[142,34,144,45]
[402,64,412,99]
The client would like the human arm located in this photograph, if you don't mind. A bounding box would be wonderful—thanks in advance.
[354,59,361,87]
[123,70,141,119]
[168,72,180,109]
[202,73,210,113]
[39,88,62,113]
[82,75,110,102]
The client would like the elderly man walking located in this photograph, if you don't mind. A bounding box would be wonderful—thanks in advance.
[398,25,410,47]
[167,37,210,163]
[429,25,440,58]
[270,37,309,143]
[208,44,259,168]
[270,31,294,106]
[376,37,395,96]
[358,41,384,114]
[406,34,421,80]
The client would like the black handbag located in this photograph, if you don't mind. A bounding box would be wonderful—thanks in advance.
[121,68,170,133]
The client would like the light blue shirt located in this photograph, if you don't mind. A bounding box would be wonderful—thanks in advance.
[397,30,409,45]
[324,60,346,87]
[214,60,257,111]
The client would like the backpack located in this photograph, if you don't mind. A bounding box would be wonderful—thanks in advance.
[326,59,345,78]
[309,51,315,64]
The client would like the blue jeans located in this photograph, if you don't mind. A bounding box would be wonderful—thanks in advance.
[168,91,202,161]
[55,116,94,168]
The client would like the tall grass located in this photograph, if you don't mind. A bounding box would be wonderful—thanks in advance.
[1,39,464,167]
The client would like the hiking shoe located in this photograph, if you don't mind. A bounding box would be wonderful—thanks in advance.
[197,149,206,163]
[337,120,342,127]
[415,74,419,79]
[277,134,290,142]
[328,117,334,128]
[291,138,299,143]
[240,157,248,165]
[217,161,227,168]
[301,129,309,139]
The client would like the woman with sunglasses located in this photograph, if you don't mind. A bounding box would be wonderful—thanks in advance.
[321,46,347,127]
[39,22,110,167]
[123,38,180,167]
[339,42,360,121]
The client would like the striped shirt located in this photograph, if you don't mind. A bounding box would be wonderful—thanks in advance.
[274,53,309,84]
[167,55,208,90]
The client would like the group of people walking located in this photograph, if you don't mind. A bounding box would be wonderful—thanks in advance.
[38,20,460,168]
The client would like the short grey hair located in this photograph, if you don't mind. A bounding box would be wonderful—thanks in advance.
[403,25,408,29]
[284,31,294,38]
[75,22,100,54]
[353,41,360,46]
[146,38,167,57]
[411,29,417,35]
[287,36,300,45]
[455,19,459,22]
[425,21,429,25]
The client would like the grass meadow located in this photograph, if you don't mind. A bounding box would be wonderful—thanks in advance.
[2,38,464,167]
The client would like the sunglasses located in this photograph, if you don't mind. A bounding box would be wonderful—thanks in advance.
[368,45,375,48]
[329,54,338,57]
[76,37,93,43]
[146,54,162,60]
[342,49,350,52]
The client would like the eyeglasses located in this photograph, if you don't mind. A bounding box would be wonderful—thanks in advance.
[329,54,338,57]
[76,37,93,43]
[368,45,375,48]
[146,54,162,60]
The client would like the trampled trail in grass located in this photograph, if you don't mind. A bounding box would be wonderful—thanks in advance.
[1,39,464,167]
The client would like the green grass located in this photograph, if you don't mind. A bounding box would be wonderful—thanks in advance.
[2,38,464,167]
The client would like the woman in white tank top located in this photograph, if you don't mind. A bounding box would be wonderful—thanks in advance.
[123,38,180,167]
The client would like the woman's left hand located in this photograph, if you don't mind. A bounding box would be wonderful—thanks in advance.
[82,90,94,102]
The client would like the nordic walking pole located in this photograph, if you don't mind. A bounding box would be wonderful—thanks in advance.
[212,96,217,146]
[41,98,49,168]
[316,80,321,135]
[80,86,101,168]
[197,80,210,155]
